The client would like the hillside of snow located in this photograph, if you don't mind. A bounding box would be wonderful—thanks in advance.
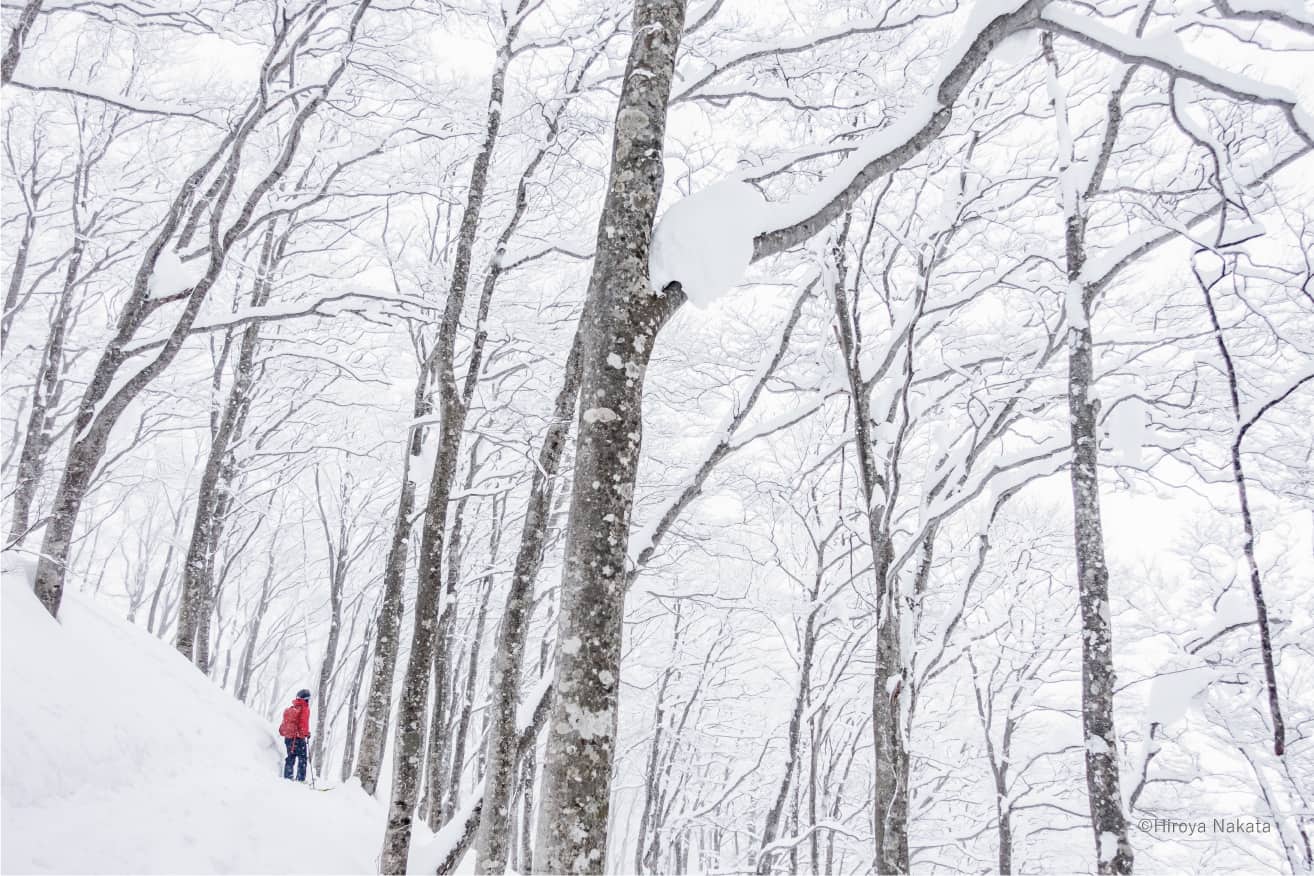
[1,554,426,875]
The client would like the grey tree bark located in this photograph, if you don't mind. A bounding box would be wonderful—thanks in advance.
[339,615,375,783]
[531,1,689,871]
[465,31,624,862]
[310,470,352,775]
[1,0,42,85]
[354,365,428,795]
[756,539,826,874]
[442,499,501,820]
[828,222,910,874]
[1043,31,1134,875]
[8,231,83,544]
[1194,253,1298,757]
[423,442,482,829]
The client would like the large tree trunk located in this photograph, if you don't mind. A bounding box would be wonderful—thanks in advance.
[532,1,688,870]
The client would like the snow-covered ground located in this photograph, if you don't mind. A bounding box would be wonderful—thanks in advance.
[1,554,429,875]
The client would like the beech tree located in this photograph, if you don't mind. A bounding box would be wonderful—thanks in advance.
[5,1,1312,875]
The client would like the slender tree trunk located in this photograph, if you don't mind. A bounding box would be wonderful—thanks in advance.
[444,534,498,819]
[532,3,688,870]
[829,231,909,874]
[517,746,536,873]
[1065,309,1132,874]
[313,548,346,772]
[758,594,819,873]
[472,329,583,873]
[340,619,375,783]
[8,238,84,544]
[425,451,480,829]
[1197,259,1288,756]
[141,497,189,635]
[636,628,679,874]
[176,322,265,661]
[378,8,527,865]
[178,225,283,663]
[355,371,427,795]
[1044,32,1134,874]
[235,563,277,703]
[0,189,39,352]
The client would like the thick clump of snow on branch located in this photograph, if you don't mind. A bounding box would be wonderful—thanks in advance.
[649,180,765,307]
[1145,665,1216,729]
[1,553,424,874]
[147,250,207,300]
[1104,399,1146,465]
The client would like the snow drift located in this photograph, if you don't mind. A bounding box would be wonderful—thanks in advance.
[1,553,423,875]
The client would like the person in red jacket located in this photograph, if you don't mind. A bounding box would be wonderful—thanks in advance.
[279,689,312,781]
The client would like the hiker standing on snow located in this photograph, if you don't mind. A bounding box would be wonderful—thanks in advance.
[279,689,312,781]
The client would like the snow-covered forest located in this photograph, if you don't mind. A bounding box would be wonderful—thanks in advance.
[2,0,1312,873]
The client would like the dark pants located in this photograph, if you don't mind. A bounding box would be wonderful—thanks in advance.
[283,737,307,781]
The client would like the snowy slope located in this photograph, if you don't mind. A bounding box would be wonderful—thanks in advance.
[1,554,422,875]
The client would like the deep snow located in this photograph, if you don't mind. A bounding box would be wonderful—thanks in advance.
[1,553,432,875]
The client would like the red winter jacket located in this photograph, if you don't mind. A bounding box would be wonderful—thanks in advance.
[279,697,311,739]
